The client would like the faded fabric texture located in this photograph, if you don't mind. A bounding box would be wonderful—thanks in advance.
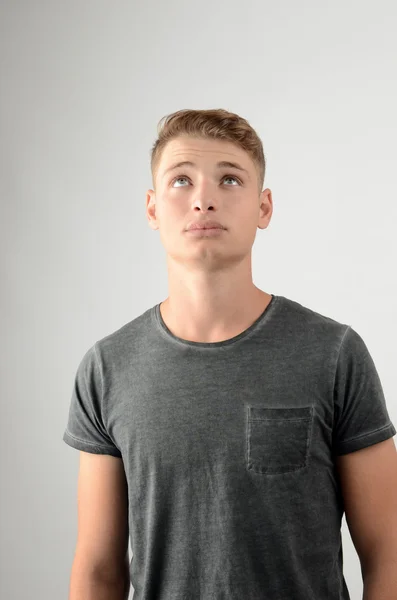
[63,294,396,599]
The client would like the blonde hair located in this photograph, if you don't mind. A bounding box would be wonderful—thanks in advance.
[150,108,266,194]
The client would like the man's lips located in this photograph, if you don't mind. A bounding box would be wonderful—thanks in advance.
[186,220,225,231]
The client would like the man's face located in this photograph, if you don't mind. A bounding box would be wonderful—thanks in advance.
[146,136,272,271]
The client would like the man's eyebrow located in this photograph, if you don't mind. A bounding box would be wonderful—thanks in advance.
[163,160,250,178]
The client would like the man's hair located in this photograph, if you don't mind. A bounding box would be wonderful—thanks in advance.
[150,108,266,194]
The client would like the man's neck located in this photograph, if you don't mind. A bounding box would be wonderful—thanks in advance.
[159,289,272,343]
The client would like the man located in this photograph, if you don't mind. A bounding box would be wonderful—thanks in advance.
[63,108,397,599]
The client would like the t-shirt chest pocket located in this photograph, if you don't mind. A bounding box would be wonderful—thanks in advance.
[246,405,314,474]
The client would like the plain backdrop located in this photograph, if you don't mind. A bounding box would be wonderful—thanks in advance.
[1,1,396,599]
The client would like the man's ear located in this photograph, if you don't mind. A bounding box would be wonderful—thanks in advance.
[146,189,159,231]
[257,188,273,230]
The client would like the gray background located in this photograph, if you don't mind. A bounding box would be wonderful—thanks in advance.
[1,1,396,598]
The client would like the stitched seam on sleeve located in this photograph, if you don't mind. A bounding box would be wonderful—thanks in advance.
[92,341,120,453]
[338,422,394,444]
[64,428,116,450]
[93,342,104,406]
[93,341,111,427]
[331,324,352,400]
[93,342,109,426]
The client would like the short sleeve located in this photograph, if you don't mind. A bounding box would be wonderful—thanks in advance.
[63,343,122,457]
[332,326,396,455]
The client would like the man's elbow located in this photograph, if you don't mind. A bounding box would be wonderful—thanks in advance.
[68,555,130,600]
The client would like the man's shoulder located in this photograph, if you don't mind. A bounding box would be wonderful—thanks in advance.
[94,304,156,359]
[278,294,350,340]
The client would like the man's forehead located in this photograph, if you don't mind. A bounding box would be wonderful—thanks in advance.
[159,138,251,172]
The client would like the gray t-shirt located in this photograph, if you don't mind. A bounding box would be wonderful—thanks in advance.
[63,294,396,600]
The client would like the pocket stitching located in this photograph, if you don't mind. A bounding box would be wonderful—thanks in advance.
[246,406,313,475]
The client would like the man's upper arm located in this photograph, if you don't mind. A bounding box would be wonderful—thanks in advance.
[73,451,129,583]
[336,437,397,573]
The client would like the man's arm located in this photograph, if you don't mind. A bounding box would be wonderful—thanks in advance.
[336,438,397,599]
[67,451,130,600]
[69,559,130,600]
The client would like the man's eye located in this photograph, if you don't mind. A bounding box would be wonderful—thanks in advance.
[171,176,189,187]
[222,176,240,185]
[171,175,241,187]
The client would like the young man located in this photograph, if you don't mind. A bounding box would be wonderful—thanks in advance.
[63,108,397,600]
